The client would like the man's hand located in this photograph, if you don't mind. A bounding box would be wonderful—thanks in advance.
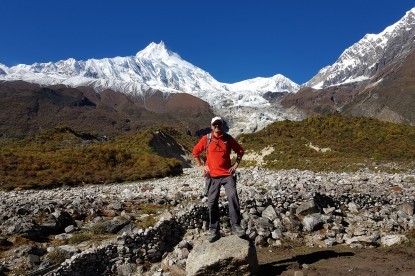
[199,165,210,174]
[195,156,209,174]
[228,163,239,174]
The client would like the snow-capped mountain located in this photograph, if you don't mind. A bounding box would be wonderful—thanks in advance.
[0,41,299,109]
[307,8,415,89]
[283,7,415,126]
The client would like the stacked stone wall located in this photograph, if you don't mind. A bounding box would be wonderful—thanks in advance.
[49,191,415,275]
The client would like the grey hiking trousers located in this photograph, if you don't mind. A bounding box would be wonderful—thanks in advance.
[208,175,241,231]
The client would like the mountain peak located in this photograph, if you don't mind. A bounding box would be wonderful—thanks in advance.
[136,41,174,59]
[306,7,415,89]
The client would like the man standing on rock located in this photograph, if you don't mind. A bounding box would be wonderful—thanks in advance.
[193,116,245,242]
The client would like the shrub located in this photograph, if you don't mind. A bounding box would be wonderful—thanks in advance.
[45,249,71,265]
[68,232,93,245]
[0,127,184,190]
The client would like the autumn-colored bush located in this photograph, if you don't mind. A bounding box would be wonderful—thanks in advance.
[0,127,185,190]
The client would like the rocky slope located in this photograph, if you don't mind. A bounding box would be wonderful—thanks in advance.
[0,80,213,139]
[306,8,415,89]
[283,8,415,125]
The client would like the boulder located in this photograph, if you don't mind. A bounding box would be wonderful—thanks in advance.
[302,214,325,232]
[261,205,278,221]
[92,219,130,234]
[296,200,320,217]
[186,235,258,276]
[27,254,40,269]
[55,211,76,232]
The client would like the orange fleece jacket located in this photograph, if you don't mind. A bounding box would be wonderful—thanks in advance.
[193,132,244,177]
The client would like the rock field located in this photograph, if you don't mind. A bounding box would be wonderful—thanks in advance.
[1,167,415,275]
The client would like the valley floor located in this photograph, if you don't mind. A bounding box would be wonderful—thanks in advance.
[1,167,415,275]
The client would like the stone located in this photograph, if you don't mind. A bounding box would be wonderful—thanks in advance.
[94,219,130,234]
[398,202,414,217]
[271,229,283,240]
[261,205,278,221]
[296,200,320,217]
[178,248,190,260]
[255,235,267,246]
[27,254,40,269]
[186,235,258,276]
[64,225,75,233]
[348,202,360,213]
[116,262,136,276]
[282,216,301,232]
[54,233,73,240]
[302,214,325,232]
[58,245,80,254]
[55,211,75,232]
[323,207,335,214]
[380,234,408,246]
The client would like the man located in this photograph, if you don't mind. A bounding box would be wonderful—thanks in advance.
[193,116,245,242]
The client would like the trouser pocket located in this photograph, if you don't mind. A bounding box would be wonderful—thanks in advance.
[203,175,211,197]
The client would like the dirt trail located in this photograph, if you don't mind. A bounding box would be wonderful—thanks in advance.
[257,244,415,275]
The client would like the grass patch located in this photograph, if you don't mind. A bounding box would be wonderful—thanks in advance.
[68,231,114,245]
[135,216,157,229]
[68,232,94,245]
[239,114,415,172]
[133,204,169,229]
[45,248,71,265]
[401,229,415,248]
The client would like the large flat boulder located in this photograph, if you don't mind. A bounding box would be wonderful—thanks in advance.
[186,235,258,276]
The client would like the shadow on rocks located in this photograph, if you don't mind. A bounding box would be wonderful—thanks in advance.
[0,264,10,276]
[20,225,57,243]
[258,250,354,275]
[163,224,188,255]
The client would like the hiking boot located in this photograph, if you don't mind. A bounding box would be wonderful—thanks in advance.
[231,224,245,237]
[208,229,220,243]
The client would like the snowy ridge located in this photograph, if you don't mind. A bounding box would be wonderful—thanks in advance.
[307,8,415,89]
[0,63,8,75]
[228,74,300,94]
[0,41,298,109]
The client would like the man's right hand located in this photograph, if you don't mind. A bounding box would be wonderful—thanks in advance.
[199,165,210,174]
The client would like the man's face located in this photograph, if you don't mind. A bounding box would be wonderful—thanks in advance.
[211,120,223,134]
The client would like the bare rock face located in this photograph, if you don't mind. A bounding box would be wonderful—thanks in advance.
[185,235,258,276]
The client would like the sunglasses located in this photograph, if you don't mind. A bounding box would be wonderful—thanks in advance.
[212,122,223,127]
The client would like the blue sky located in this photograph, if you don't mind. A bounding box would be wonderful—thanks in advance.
[1,0,414,84]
